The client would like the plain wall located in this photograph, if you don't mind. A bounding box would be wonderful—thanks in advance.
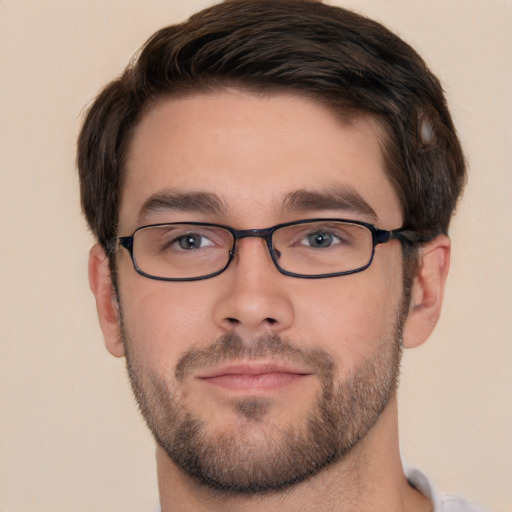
[1,1,510,511]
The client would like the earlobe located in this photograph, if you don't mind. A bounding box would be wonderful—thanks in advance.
[402,235,451,349]
[88,244,125,358]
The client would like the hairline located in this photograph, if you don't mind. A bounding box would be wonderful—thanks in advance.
[119,82,402,228]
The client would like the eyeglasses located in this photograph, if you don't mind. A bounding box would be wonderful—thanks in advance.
[118,219,417,281]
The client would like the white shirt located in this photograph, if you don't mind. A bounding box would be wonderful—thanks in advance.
[404,463,489,512]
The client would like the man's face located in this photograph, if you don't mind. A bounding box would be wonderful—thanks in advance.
[115,90,407,492]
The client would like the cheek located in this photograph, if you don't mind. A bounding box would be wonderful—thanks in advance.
[119,278,216,365]
[294,252,403,366]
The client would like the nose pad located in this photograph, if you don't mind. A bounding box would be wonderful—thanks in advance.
[212,237,294,336]
[272,246,282,261]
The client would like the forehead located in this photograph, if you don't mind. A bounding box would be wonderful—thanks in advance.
[120,89,402,230]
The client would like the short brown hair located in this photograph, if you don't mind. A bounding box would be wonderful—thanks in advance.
[77,0,466,257]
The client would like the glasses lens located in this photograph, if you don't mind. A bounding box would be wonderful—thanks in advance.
[132,224,233,279]
[272,221,373,276]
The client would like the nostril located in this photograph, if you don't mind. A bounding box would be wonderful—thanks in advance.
[225,317,278,327]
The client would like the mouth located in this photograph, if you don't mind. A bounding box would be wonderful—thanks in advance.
[197,361,312,393]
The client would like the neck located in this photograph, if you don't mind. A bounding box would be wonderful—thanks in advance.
[156,397,431,512]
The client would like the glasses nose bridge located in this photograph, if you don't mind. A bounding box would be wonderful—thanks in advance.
[232,227,275,256]
[235,227,274,240]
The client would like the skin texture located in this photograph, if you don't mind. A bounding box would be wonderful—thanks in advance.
[89,90,450,511]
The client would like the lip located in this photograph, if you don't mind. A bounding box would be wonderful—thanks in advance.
[197,361,312,392]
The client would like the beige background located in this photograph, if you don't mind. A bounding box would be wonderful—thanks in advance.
[1,1,511,511]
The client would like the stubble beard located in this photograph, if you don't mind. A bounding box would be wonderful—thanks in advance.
[121,313,404,495]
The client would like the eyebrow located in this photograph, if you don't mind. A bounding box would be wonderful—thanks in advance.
[138,191,226,223]
[137,186,378,224]
[283,188,378,221]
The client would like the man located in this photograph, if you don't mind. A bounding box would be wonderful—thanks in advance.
[77,1,485,510]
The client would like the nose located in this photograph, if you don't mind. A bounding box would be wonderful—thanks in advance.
[212,236,294,338]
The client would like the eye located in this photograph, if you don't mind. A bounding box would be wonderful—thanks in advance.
[303,230,341,248]
[173,232,215,250]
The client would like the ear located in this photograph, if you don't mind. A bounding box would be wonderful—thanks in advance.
[88,244,125,357]
[402,235,451,349]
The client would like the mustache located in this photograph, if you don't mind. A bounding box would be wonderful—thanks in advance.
[175,332,335,383]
